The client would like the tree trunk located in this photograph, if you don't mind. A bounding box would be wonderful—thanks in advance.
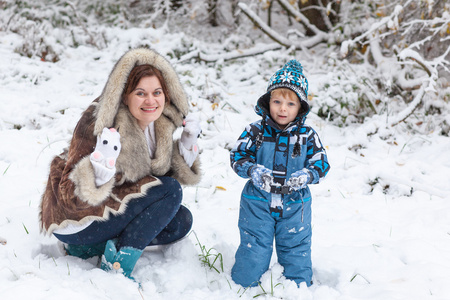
[297,0,338,35]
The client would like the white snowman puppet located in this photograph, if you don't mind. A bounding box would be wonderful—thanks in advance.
[90,127,122,186]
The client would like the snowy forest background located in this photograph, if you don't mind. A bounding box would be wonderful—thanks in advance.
[0,0,449,299]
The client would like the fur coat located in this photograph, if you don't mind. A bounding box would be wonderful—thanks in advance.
[39,48,201,235]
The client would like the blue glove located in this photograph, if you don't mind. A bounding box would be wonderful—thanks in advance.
[250,165,273,193]
[287,169,310,191]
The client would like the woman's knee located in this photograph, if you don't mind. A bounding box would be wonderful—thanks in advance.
[179,205,192,221]
[163,205,193,234]
[178,205,193,231]
[159,177,182,201]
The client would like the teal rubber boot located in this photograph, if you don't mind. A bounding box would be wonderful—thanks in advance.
[101,239,143,279]
[64,242,107,259]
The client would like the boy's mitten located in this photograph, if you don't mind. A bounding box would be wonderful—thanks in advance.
[180,114,201,152]
[250,165,274,193]
[287,169,311,191]
[90,128,121,186]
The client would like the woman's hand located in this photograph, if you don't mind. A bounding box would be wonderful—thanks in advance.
[180,115,201,152]
[90,128,122,186]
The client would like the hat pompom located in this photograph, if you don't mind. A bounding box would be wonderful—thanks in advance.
[284,60,303,74]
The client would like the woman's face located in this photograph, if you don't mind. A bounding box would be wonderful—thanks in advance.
[124,76,165,130]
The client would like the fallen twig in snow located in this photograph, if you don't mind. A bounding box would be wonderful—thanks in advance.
[388,83,426,127]
[378,172,448,198]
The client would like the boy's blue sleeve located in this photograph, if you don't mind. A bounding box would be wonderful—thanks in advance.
[304,128,330,184]
[230,123,259,179]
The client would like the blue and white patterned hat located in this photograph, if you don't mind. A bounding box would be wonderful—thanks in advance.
[256,60,310,118]
[267,60,308,102]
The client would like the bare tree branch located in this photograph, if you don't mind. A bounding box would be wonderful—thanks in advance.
[316,0,334,31]
[389,48,440,127]
[238,2,294,48]
[66,1,103,50]
[238,2,327,49]
[389,83,426,127]
[277,0,327,36]
[192,43,283,62]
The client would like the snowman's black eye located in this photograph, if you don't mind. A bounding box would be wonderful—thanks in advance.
[114,146,118,151]
[103,140,108,145]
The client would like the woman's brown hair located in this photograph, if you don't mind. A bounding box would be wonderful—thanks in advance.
[122,64,170,104]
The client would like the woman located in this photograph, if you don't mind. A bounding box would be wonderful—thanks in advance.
[39,48,202,279]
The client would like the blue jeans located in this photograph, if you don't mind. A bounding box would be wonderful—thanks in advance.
[54,177,192,250]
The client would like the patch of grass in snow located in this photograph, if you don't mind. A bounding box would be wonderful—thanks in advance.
[238,273,283,298]
[22,223,29,234]
[350,273,370,284]
[192,231,224,274]
[3,163,11,175]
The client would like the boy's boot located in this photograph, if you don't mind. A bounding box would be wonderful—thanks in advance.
[101,239,143,279]
[64,241,107,259]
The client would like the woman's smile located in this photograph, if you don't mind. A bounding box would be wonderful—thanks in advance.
[141,106,158,112]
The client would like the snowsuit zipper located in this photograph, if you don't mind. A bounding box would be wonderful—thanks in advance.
[301,198,304,223]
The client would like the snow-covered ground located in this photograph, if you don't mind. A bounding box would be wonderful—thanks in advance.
[1,26,450,300]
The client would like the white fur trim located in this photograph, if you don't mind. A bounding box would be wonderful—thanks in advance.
[70,156,115,206]
[45,178,162,235]
[94,48,188,135]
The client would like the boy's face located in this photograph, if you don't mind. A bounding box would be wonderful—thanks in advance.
[269,90,301,129]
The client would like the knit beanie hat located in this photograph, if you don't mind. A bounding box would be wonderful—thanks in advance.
[268,60,308,101]
[256,60,309,116]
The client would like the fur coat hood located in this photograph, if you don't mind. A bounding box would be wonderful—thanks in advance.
[39,48,201,235]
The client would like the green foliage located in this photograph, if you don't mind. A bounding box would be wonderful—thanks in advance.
[193,231,224,274]
[22,222,29,234]
[238,273,283,298]
[3,164,11,175]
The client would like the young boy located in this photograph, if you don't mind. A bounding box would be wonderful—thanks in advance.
[230,60,330,287]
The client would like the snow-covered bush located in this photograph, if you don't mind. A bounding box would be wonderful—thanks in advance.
[331,0,450,133]
[239,0,450,134]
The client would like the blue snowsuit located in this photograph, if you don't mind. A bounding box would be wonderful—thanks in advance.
[230,95,330,287]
